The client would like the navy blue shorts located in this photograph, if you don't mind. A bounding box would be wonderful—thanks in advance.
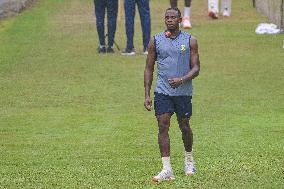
[154,92,192,118]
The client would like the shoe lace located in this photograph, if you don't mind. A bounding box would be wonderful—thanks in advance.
[157,169,171,179]
[185,160,194,170]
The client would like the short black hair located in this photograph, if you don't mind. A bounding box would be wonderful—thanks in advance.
[165,7,181,18]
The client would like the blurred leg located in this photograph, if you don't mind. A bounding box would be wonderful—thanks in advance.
[208,0,219,13]
[221,0,231,16]
[137,0,151,51]
[183,0,192,28]
[184,0,191,7]
[170,0,177,7]
[184,0,191,18]
[94,0,106,46]
[124,0,136,50]
[208,0,219,19]
[106,0,118,47]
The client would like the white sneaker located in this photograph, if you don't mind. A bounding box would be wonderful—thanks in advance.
[222,10,230,17]
[185,160,195,176]
[152,169,175,182]
[143,50,148,55]
[182,17,192,29]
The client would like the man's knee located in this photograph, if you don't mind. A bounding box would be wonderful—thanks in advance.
[179,123,190,133]
[178,118,190,132]
[158,119,170,133]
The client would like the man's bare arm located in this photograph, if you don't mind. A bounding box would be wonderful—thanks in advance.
[182,37,200,82]
[144,39,156,111]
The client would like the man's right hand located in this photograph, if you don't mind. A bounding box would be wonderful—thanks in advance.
[144,97,152,111]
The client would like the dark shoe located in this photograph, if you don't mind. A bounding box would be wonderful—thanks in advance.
[121,48,135,56]
[97,46,106,53]
[106,47,115,53]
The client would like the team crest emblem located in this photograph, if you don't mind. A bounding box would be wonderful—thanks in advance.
[180,45,186,52]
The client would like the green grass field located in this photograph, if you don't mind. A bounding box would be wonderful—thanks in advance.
[0,0,284,188]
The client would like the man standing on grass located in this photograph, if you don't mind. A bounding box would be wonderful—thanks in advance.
[170,0,193,29]
[144,7,200,182]
[208,0,232,19]
[94,0,118,53]
[121,0,151,55]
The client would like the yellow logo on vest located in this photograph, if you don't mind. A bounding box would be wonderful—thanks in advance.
[180,45,186,52]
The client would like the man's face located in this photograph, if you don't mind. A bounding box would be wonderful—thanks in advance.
[165,9,181,30]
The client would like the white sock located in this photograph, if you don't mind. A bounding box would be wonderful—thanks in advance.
[185,151,193,163]
[161,157,172,171]
[99,45,105,48]
[221,0,231,14]
[208,0,219,13]
[183,7,190,18]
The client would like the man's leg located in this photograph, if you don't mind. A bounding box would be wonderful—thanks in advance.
[184,0,191,7]
[94,0,106,52]
[124,0,135,51]
[136,0,151,52]
[177,117,195,176]
[157,113,171,157]
[175,95,195,176]
[170,0,177,7]
[182,0,192,29]
[152,113,175,182]
[177,117,193,153]
[221,0,231,17]
[106,0,118,51]
[208,0,219,19]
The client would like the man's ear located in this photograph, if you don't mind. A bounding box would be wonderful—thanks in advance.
[178,18,182,23]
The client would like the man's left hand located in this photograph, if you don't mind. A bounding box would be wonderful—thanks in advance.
[168,78,183,88]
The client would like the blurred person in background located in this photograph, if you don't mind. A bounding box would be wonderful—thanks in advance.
[94,0,118,53]
[121,0,151,55]
[208,0,231,19]
[170,0,192,29]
